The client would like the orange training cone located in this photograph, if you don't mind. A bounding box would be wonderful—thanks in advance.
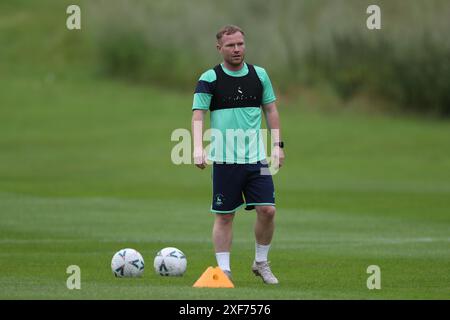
[192,266,234,288]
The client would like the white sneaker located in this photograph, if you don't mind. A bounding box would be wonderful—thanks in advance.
[252,261,279,284]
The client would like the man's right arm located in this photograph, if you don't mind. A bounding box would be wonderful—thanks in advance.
[192,109,207,169]
[191,69,215,169]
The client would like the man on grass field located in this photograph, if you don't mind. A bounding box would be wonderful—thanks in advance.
[191,25,285,284]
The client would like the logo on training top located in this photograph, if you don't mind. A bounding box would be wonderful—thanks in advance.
[214,194,225,207]
[224,85,257,102]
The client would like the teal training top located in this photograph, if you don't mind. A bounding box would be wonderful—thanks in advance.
[192,63,276,164]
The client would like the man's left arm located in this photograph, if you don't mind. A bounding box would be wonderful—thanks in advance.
[263,102,285,168]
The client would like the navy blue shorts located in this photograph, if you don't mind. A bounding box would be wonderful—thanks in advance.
[211,161,275,213]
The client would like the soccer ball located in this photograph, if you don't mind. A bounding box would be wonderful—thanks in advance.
[111,248,145,278]
[153,247,187,276]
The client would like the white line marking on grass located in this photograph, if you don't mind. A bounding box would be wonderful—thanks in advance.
[1,237,447,245]
[275,237,450,247]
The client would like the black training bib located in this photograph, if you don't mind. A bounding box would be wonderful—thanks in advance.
[210,64,263,112]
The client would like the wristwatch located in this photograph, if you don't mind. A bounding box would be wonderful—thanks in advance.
[273,141,284,148]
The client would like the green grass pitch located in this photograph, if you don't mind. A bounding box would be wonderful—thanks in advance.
[0,2,449,298]
[0,72,449,299]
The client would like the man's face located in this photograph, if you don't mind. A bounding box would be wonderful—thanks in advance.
[217,32,245,67]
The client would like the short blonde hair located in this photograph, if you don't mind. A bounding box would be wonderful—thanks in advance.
[216,25,245,42]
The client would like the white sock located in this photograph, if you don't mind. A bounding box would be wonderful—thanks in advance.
[215,252,231,272]
[255,243,271,262]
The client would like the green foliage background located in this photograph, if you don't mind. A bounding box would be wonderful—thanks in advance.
[84,0,450,115]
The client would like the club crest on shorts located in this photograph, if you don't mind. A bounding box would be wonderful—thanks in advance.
[214,194,225,207]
